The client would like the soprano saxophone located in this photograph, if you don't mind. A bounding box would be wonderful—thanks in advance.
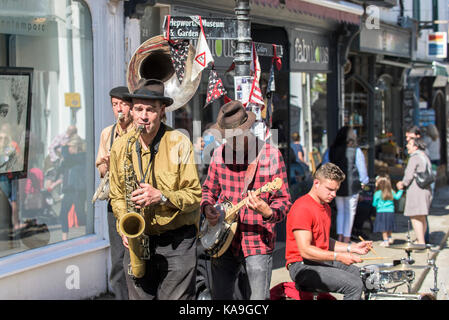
[118,125,149,278]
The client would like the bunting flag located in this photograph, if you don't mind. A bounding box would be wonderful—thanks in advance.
[272,44,282,71]
[247,42,265,107]
[191,16,214,81]
[169,40,190,84]
[205,68,228,107]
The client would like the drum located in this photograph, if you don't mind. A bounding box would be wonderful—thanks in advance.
[361,264,415,292]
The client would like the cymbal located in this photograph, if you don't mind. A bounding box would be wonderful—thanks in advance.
[385,264,430,271]
[387,243,428,251]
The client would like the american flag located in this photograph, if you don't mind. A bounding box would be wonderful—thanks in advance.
[169,40,190,84]
[205,68,228,107]
[247,42,265,107]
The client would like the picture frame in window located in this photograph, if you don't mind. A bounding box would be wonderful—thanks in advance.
[0,67,33,177]
[309,150,322,173]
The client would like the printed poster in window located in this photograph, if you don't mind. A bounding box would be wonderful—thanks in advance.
[0,67,33,177]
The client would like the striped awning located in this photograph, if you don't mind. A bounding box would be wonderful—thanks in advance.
[251,0,363,25]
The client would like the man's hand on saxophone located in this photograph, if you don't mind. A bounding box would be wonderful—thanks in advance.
[121,234,129,249]
[131,183,163,209]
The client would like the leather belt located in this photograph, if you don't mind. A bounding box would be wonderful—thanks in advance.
[287,261,304,270]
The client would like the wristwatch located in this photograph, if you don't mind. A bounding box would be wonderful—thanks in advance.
[160,193,168,204]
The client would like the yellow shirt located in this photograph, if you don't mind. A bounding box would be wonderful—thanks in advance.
[109,124,202,235]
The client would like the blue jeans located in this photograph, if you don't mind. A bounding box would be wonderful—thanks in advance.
[289,259,364,300]
[211,249,273,300]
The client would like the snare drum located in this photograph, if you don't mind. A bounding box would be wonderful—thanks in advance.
[361,264,415,292]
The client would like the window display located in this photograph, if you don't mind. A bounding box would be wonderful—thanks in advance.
[0,0,94,257]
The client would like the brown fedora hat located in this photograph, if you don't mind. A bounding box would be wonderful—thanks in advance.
[125,78,174,106]
[211,100,256,138]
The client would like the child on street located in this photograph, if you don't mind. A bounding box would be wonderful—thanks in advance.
[372,175,403,247]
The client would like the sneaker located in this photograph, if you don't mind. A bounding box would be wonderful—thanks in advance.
[379,241,389,247]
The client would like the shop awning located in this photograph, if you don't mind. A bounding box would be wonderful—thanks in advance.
[408,61,449,87]
[433,61,449,77]
[251,0,363,25]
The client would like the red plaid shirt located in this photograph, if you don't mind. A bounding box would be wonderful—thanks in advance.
[201,141,291,257]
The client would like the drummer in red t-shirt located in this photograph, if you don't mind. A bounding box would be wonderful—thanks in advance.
[285,162,372,300]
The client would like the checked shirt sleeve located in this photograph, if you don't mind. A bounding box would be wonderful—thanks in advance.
[263,147,292,224]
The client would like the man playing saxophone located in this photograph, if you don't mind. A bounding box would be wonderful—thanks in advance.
[109,79,202,300]
[95,86,133,300]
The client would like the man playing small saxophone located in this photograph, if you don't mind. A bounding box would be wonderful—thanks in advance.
[109,79,202,300]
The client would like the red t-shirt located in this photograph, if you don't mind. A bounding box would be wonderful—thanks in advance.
[285,194,332,267]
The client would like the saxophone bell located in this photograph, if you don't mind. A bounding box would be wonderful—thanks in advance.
[119,212,147,278]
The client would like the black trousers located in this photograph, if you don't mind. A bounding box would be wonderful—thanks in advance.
[107,203,129,300]
[123,224,197,300]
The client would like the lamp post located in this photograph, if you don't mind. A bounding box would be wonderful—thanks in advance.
[234,0,252,77]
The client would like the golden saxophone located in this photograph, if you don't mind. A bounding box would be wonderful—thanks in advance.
[118,125,149,278]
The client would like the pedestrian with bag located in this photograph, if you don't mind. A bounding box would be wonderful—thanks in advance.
[397,138,433,245]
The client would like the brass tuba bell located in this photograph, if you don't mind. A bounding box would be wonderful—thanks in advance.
[127,35,201,112]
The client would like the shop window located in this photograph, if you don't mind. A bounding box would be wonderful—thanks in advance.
[0,0,94,257]
[289,72,327,201]
[344,77,369,146]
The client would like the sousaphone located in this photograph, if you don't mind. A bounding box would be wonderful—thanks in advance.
[127,35,201,112]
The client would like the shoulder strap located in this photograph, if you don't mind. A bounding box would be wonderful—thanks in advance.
[109,123,117,150]
[136,123,166,184]
[416,152,431,173]
[242,142,265,195]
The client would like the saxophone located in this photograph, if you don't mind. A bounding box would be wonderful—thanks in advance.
[118,125,149,278]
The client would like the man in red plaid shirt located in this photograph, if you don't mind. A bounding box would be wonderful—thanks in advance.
[201,100,291,300]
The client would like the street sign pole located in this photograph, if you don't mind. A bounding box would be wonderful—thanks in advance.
[234,0,252,77]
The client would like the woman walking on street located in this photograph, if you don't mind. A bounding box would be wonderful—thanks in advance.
[397,138,432,245]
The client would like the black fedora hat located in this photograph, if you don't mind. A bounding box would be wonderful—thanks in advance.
[125,79,174,106]
[211,100,256,138]
[109,86,131,102]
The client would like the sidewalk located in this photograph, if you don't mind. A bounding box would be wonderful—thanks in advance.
[270,184,449,299]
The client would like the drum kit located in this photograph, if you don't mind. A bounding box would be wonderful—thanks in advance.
[361,224,440,300]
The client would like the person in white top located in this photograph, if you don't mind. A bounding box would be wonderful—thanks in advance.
[328,126,369,243]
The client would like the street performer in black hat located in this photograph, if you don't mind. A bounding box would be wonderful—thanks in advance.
[95,86,134,299]
[201,100,292,300]
[109,79,202,300]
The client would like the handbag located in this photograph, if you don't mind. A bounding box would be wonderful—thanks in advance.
[414,152,435,189]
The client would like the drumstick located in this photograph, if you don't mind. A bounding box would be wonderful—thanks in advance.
[359,236,378,256]
[360,257,390,261]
